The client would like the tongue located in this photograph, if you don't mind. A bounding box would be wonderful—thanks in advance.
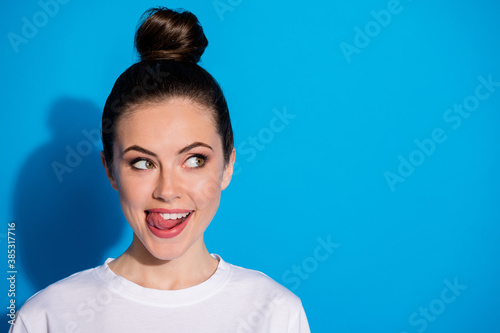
[147,212,183,230]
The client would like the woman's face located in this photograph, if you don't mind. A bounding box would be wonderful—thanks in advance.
[103,97,235,261]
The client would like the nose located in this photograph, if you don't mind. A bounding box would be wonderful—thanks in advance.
[153,169,182,202]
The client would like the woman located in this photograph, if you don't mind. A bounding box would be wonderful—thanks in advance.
[11,7,310,332]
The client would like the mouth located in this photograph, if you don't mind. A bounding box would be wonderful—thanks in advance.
[145,210,194,239]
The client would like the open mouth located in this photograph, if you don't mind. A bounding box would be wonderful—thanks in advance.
[145,210,193,238]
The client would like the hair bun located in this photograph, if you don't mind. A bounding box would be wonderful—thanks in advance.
[135,7,208,63]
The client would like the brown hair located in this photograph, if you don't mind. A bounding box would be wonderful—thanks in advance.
[101,7,233,167]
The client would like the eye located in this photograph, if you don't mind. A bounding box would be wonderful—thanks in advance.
[185,155,206,168]
[132,159,155,170]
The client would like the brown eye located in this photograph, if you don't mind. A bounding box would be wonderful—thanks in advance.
[185,156,205,168]
[132,160,155,170]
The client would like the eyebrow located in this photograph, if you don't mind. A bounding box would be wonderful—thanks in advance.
[121,145,157,157]
[178,142,214,154]
[122,142,213,157]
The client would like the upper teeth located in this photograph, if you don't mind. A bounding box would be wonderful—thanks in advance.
[159,212,190,220]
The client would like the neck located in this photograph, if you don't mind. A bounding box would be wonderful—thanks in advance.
[108,235,219,290]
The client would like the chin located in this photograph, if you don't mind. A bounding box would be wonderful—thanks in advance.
[141,232,204,262]
[148,246,188,262]
[138,239,186,261]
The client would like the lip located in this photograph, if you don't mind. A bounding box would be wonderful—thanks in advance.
[145,209,194,239]
[147,208,194,214]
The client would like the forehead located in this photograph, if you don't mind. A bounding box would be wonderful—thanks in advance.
[115,97,220,151]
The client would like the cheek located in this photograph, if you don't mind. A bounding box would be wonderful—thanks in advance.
[115,172,151,209]
[188,172,223,209]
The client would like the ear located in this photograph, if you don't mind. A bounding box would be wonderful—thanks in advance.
[101,151,118,191]
[221,148,236,191]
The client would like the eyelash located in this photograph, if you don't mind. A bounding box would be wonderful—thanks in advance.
[129,154,209,170]
[130,157,154,170]
[185,154,208,169]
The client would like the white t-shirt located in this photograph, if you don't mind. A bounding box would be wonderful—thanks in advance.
[10,254,310,333]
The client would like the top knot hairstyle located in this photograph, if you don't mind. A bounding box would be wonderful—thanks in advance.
[101,7,233,168]
[135,8,208,63]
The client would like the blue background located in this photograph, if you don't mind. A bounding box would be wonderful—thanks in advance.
[2,0,500,332]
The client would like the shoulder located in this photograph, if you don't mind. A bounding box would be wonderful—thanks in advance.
[224,260,303,309]
[220,259,310,332]
[17,265,103,317]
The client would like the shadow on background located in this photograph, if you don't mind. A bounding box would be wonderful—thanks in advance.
[4,97,124,332]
